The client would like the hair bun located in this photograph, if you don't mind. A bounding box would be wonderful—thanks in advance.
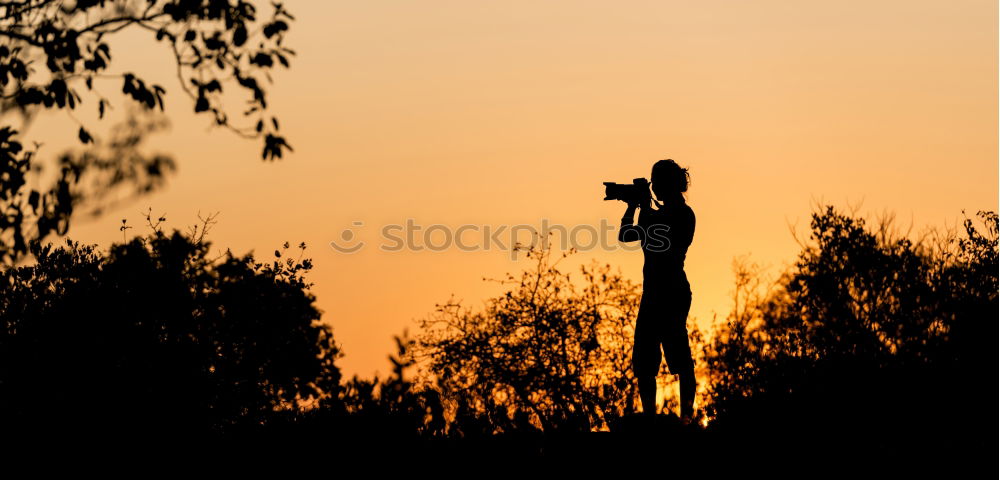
[652,159,690,194]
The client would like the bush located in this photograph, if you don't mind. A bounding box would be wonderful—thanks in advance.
[0,225,341,436]
[703,206,997,453]
[415,241,650,434]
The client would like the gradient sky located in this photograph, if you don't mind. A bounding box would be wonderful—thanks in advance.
[24,0,998,378]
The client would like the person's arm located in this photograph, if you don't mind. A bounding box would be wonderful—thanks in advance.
[618,202,643,243]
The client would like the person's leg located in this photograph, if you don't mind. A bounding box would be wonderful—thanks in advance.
[637,370,657,417]
[664,288,695,420]
[677,345,696,420]
[633,293,662,416]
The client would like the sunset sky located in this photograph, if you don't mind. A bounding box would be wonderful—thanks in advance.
[26,0,998,378]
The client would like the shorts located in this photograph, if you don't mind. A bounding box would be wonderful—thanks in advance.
[632,279,694,379]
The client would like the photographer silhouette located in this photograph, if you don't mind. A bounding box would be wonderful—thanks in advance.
[617,159,696,421]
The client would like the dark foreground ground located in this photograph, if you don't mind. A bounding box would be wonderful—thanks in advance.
[6,413,991,475]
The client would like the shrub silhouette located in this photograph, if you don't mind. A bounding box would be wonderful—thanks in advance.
[334,332,447,439]
[415,240,655,434]
[703,206,997,454]
[0,225,341,436]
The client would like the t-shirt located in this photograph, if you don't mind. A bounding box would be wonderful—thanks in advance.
[619,200,696,289]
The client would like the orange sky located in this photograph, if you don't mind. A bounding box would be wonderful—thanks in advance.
[23,0,999,378]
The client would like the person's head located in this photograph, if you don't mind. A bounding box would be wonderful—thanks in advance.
[650,159,690,201]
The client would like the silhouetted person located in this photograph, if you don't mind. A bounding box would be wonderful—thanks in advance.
[618,159,696,421]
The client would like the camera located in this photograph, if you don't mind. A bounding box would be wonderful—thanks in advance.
[603,177,650,204]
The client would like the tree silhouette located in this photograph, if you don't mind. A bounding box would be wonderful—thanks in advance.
[416,239,666,434]
[702,206,997,456]
[0,221,340,436]
[1,0,295,264]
